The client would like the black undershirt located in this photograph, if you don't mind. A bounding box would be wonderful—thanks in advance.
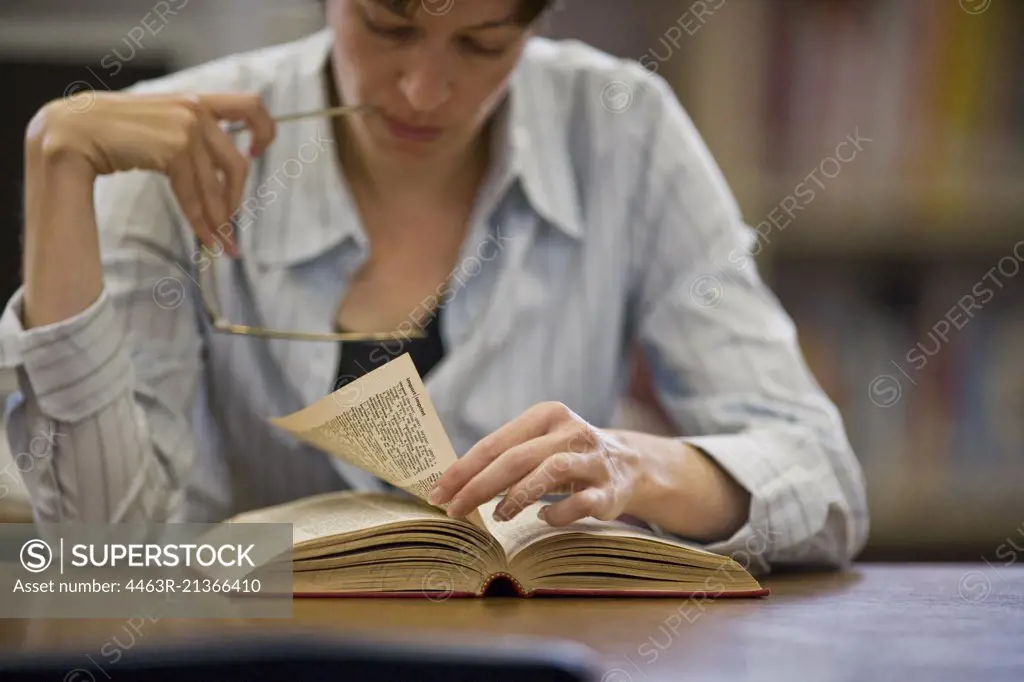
[334,309,446,390]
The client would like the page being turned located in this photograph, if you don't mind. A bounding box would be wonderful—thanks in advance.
[269,353,486,530]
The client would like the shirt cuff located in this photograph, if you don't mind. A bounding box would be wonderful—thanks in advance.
[0,286,134,423]
[674,433,784,574]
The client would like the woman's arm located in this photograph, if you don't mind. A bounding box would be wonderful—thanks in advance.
[0,93,273,522]
[21,139,105,328]
[4,134,195,523]
[627,74,870,569]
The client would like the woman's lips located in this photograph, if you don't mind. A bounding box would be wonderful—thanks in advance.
[381,114,443,142]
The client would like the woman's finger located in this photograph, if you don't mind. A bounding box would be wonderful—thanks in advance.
[444,432,567,517]
[201,93,276,156]
[189,119,230,257]
[537,487,612,527]
[199,109,248,256]
[495,451,602,521]
[432,402,569,505]
[168,157,217,253]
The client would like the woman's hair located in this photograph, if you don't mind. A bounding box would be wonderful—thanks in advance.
[325,0,554,25]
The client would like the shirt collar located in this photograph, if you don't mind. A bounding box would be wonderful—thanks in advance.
[490,56,584,241]
[247,29,363,268]
[248,30,582,269]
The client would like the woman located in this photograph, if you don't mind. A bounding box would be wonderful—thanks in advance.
[1,0,867,569]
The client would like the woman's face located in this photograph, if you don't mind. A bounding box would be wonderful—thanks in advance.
[328,0,533,160]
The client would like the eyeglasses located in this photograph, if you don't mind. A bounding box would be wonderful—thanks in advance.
[196,258,426,342]
[193,103,426,343]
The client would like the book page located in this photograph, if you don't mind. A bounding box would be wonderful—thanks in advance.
[269,353,485,529]
[481,498,720,561]
[228,490,451,546]
[480,499,762,594]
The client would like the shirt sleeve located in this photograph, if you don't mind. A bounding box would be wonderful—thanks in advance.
[0,169,203,523]
[630,76,870,573]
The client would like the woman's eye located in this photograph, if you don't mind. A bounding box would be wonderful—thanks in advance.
[366,21,416,41]
[459,38,506,57]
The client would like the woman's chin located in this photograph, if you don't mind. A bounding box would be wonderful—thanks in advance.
[373,127,447,159]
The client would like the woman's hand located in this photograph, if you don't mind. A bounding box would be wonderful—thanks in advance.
[27,91,276,257]
[429,401,752,541]
[429,402,651,526]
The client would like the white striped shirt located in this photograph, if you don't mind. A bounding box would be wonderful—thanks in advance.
[0,29,868,570]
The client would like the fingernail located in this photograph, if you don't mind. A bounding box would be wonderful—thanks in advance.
[537,506,548,521]
[428,486,446,505]
[493,500,512,522]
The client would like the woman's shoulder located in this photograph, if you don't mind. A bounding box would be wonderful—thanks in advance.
[511,36,684,178]
[517,37,677,119]
[510,37,686,191]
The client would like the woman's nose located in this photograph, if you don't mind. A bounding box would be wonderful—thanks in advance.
[398,61,452,113]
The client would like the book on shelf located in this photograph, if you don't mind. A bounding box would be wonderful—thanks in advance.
[690,0,1022,226]
[772,264,1024,496]
[225,353,766,599]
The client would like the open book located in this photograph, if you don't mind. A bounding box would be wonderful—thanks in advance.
[238,354,766,598]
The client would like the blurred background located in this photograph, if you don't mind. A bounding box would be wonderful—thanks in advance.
[1,0,1021,561]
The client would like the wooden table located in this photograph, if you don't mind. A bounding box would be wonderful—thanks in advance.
[0,564,1021,681]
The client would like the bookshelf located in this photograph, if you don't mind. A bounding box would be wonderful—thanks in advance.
[664,0,1023,558]
[682,0,1022,242]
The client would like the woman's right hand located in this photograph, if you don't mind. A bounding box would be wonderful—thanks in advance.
[27,92,277,257]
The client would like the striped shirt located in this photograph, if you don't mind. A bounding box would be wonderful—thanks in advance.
[0,29,868,570]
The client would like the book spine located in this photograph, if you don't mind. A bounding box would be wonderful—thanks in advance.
[478,571,528,597]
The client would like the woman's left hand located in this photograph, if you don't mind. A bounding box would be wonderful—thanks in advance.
[428,402,649,526]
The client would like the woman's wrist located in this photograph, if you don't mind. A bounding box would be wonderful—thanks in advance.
[609,428,750,543]
[25,102,98,181]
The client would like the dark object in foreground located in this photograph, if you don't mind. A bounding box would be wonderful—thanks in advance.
[0,630,601,682]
